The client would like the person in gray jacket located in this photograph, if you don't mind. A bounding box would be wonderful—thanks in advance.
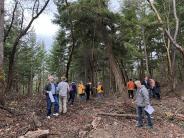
[134,80,153,128]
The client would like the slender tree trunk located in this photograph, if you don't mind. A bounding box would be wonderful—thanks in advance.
[0,0,5,106]
[171,0,179,91]
[142,26,149,76]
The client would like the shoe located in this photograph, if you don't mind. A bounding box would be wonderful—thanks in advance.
[47,116,51,119]
[136,124,143,128]
[147,126,153,129]
[53,113,59,116]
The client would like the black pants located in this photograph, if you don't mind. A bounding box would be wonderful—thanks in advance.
[128,90,134,99]
[86,91,90,101]
[151,88,161,100]
[68,92,75,105]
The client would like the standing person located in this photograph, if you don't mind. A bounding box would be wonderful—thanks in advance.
[150,79,161,100]
[58,76,69,114]
[127,79,135,99]
[134,80,153,129]
[85,82,92,101]
[44,75,59,119]
[78,81,85,100]
[68,82,77,105]
[142,76,151,97]
[97,82,104,99]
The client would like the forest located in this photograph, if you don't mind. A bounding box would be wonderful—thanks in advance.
[0,0,184,137]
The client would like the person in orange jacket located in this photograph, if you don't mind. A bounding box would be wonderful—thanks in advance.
[127,79,135,99]
[78,81,85,100]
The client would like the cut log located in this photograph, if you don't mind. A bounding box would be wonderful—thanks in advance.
[18,129,49,138]
[98,112,137,118]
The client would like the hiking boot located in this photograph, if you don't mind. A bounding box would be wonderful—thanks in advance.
[147,125,153,129]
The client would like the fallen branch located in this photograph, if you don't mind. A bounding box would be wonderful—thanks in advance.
[98,112,137,118]
[165,112,184,121]
[0,105,15,115]
[18,129,49,138]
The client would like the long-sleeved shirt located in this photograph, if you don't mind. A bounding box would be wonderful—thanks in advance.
[135,85,150,107]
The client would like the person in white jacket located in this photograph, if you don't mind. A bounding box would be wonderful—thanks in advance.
[58,76,69,114]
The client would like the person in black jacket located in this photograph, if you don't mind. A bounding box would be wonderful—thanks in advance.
[44,75,59,119]
[85,82,92,101]
[142,76,151,89]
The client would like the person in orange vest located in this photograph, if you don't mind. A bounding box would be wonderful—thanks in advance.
[78,81,85,100]
[127,79,135,99]
[96,82,104,99]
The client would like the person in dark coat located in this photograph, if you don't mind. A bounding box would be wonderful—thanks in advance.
[68,82,77,105]
[85,82,92,101]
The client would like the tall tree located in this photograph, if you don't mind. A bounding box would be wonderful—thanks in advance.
[0,0,5,105]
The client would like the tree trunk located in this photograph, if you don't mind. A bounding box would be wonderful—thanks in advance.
[0,0,5,106]
[142,26,149,76]
[107,41,126,97]
[65,0,76,79]
[171,0,179,91]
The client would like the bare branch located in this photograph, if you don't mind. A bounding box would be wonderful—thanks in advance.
[147,0,184,58]
[4,1,18,43]
[172,0,179,40]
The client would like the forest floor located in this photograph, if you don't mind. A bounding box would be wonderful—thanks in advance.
[0,94,184,138]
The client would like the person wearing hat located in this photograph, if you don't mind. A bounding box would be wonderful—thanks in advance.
[44,75,59,119]
[58,76,70,114]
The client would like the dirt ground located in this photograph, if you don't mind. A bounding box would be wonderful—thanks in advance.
[0,94,184,138]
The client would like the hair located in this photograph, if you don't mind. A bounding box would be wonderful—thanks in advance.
[134,80,141,86]
[129,79,132,81]
[61,76,66,81]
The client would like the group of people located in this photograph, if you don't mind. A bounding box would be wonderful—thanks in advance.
[44,75,104,119]
[127,76,161,100]
[127,76,161,129]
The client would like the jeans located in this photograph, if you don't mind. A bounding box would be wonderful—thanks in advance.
[137,106,153,127]
[68,92,76,105]
[97,93,103,99]
[79,93,86,100]
[46,94,59,116]
[59,96,67,113]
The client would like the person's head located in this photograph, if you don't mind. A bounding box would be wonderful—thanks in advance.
[61,76,67,82]
[98,82,101,85]
[144,76,148,81]
[129,79,132,81]
[134,80,142,88]
[48,75,54,83]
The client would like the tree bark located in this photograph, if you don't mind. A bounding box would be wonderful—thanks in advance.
[171,0,179,91]
[64,0,76,79]
[0,0,5,106]
[142,26,149,76]
[107,40,126,97]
